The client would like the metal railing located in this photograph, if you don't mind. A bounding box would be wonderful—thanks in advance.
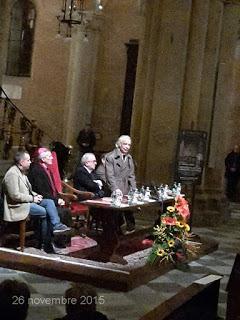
[0,86,45,159]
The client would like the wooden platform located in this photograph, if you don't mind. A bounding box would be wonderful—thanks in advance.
[0,234,218,292]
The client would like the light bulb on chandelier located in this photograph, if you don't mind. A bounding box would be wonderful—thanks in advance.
[56,0,103,38]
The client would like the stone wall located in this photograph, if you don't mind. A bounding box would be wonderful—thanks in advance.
[1,0,69,144]
[0,0,240,223]
[91,0,145,152]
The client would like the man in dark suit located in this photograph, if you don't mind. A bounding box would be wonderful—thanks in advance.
[73,153,104,198]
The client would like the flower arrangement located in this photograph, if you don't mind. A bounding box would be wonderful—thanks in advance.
[148,196,200,265]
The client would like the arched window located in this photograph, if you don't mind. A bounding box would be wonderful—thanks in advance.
[6,0,36,77]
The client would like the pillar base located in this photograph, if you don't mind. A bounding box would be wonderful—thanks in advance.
[192,189,229,227]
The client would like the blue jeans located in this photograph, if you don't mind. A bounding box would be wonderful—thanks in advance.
[29,203,47,217]
[38,199,60,226]
[29,203,51,248]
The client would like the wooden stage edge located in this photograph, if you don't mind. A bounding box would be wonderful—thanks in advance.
[0,237,218,292]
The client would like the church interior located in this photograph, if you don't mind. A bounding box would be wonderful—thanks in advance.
[0,0,240,319]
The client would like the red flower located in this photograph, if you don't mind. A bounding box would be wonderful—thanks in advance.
[142,239,154,246]
[162,216,177,225]
[175,196,188,207]
[175,196,190,220]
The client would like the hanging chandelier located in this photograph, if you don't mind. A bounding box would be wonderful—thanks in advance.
[57,0,103,38]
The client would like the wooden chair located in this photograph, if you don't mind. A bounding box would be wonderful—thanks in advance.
[59,180,94,230]
[18,219,27,251]
[60,181,104,233]
[60,180,94,202]
[46,150,94,230]
[0,218,27,252]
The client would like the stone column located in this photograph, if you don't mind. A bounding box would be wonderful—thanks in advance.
[0,1,8,84]
[196,0,223,191]
[0,0,3,83]
[208,2,240,183]
[180,0,210,129]
[131,0,162,181]
[131,0,192,184]
[230,40,240,143]
[193,1,240,226]
[63,15,103,146]
[197,0,223,135]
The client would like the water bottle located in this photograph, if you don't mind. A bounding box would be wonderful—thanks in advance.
[128,187,134,205]
[132,188,139,204]
[177,182,181,196]
[163,184,169,198]
[144,186,151,201]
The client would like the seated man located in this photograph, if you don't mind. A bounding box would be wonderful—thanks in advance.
[2,151,65,253]
[73,153,105,198]
[74,153,122,236]
[28,147,71,230]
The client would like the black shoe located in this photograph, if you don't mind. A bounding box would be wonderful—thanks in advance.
[42,244,56,254]
[42,243,63,254]
[53,239,67,248]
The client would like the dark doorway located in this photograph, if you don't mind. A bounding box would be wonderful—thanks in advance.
[120,40,139,135]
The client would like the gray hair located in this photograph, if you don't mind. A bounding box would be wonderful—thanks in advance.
[81,153,95,165]
[115,135,131,148]
[38,150,51,160]
[14,151,29,165]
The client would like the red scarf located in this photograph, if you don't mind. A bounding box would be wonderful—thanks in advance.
[39,162,57,197]
[47,151,62,193]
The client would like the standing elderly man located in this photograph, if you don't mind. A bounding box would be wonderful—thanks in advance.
[105,135,136,233]
[2,151,63,253]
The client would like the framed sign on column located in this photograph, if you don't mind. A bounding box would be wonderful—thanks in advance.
[175,130,207,184]
[175,130,207,227]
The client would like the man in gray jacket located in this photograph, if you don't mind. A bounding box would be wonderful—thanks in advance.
[105,135,136,233]
[2,151,64,253]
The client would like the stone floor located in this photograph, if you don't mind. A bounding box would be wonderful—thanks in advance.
[0,202,239,319]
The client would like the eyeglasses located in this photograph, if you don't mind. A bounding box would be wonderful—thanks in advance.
[88,160,97,163]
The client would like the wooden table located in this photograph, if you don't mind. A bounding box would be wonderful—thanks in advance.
[83,197,163,209]
[81,197,174,261]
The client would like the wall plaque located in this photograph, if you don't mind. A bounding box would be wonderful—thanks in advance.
[176,130,207,184]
